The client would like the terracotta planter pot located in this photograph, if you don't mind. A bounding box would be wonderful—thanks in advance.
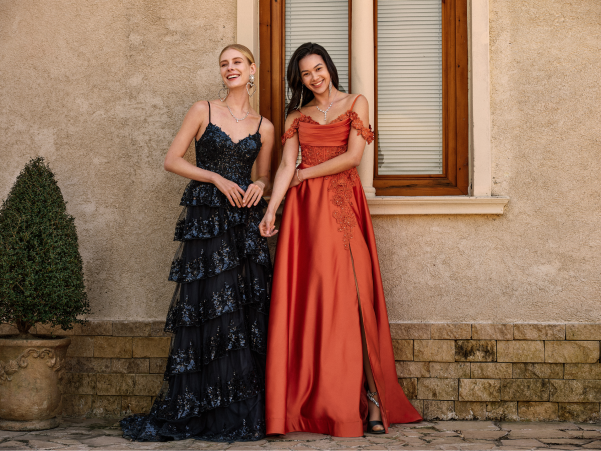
[0,336,71,431]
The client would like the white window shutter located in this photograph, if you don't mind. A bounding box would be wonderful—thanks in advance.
[285,0,350,107]
[377,0,443,175]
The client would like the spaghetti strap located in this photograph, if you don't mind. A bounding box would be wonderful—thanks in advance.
[207,100,211,123]
[350,95,362,111]
[257,116,263,133]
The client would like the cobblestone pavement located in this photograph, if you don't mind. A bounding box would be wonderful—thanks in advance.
[2,419,601,450]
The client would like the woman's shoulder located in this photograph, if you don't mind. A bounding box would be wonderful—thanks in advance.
[188,100,212,117]
[259,116,275,134]
[342,93,368,109]
[285,110,302,127]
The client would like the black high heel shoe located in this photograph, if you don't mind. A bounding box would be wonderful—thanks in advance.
[366,391,385,434]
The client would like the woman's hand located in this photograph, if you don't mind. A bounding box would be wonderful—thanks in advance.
[213,174,246,208]
[288,168,304,190]
[259,209,278,237]
[242,181,265,208]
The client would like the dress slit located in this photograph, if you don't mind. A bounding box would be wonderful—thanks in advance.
[349,243,388,432]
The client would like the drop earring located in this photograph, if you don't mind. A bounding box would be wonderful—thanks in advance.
[219,81,229,102]
[246,74,256,97]
[329,80,332,97]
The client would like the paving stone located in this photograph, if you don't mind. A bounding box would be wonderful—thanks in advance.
[94,336,132,358]
[80,435,130,446]
[500,438,545,447]
[27,440,63,449]
[418,378,458,400]
[423,400,456,420]
[65,336,94,357]
[564,363,601,380]
[542,438,597,446]
[470,363,512,379]
[73,320,113,336]
[0,441,30,450]
[583,441,601,449]
[454,401,487,420]
[461,430,508,439]
[396,361,430,378]
[486,401,518,421]
[512,363,563,379]
[455,340,496,362]
[546,341,600,363]
[398,378,417,399]
[501,379,550,401]
[434,420,500,430]
[518,401,558,421]
[559,402,600,422]
[550,380,601,402]
[389,323,430,340]
[566,430,601,439]
[459,379,500,402]
[392,339,413,360]
[497,341,544,362]
[431,323,471,340]
[414,340,455,362]
[132,337,171,358]
[430,362,470,379]
[514,324,565,340]
[472,324,513,340]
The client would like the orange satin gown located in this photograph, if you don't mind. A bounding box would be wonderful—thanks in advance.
[265,96,422,437]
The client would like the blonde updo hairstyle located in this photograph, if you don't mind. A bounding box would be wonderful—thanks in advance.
[219,44,256,65]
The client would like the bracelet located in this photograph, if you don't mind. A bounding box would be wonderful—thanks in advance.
[296,168,304,183]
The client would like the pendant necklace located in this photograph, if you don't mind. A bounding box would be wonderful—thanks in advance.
[226,103,250,123]
[316,91,336,123]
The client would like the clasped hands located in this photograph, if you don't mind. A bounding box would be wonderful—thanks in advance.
[214,175,265,208]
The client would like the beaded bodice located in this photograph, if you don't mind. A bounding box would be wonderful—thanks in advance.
[195,123,261,188]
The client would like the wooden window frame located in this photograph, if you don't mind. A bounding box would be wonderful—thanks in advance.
[259,0,352,180]
[373,0,469,196]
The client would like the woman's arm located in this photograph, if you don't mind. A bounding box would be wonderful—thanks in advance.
[163,101,246,208]
[242,119,274,207]
[259,113,301,237]
[296,95,370,183]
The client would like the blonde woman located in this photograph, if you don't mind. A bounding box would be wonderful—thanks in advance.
[121,44,274,442]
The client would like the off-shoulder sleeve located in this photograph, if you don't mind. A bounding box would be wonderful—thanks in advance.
[347,111,375,145]
[281,117,301,145]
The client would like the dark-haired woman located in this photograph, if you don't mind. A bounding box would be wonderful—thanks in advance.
[120,44,273,442]
[259,43,421,437]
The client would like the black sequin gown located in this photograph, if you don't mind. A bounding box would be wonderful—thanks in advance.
[120,103,272,442]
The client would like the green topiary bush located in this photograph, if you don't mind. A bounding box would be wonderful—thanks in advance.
[0,157,90,336]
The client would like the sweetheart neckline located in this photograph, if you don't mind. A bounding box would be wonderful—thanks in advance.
[298,109,353,126]
[196,122,261,146]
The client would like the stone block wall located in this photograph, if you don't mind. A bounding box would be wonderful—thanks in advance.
[392,323,601,422]
[3,321,601,421]
[0,321,172,417]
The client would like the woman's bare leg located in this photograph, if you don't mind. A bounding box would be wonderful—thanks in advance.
[361,321,384,431]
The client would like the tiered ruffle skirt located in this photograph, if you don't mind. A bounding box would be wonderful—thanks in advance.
[121,181,272,442]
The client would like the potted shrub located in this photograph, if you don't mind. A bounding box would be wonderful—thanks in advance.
[0,157,90,431]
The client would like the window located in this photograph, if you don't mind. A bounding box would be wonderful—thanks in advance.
[374,0,468,195]
[259,0,351,176]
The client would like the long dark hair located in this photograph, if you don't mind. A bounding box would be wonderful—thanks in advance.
[286,42,339,117]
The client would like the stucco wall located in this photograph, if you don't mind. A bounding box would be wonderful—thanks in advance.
[0,0,237,320]
[1,0,599,323]
[376,0,601,323]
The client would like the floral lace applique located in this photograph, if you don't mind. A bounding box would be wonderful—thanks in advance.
[347,111,375,144]
[281,117,301,145]
[328,169,359,250]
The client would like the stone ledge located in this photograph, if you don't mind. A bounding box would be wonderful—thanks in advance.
[367,196,509,215]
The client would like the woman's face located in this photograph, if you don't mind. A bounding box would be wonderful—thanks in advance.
[298,53,330,95]
[220,49,256,89]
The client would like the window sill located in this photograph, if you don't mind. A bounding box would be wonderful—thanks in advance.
[367,196,509,215]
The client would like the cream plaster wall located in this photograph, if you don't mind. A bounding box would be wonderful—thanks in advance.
[377,0,601,323]
[0,0,237,320]
[1,0,600,323]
